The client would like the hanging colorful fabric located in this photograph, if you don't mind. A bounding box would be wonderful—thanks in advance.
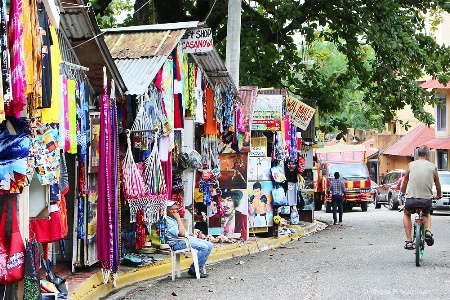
[156,214,168,245]
[135,209,146,250]
[0,117,30,194]
[23,239,40,300]
[97,71,120,287]
[6,0,26,117]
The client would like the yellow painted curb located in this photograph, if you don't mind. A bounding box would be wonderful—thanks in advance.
[70,222,317,300]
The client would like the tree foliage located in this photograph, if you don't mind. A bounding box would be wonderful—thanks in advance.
[90,0,450,134]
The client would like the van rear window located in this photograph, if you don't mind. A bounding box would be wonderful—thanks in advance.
[328,163,369,179]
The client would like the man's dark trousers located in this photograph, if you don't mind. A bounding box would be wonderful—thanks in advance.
[332,194,344,224]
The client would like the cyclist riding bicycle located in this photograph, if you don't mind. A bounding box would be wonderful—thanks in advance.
[400,146,441,250]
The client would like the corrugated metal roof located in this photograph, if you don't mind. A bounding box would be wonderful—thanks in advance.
[190,49,237,95]
[114,57,167,96]
[104,24,238,96]
[382,124,435,156]
[423,137,450,150]
[104,30,187,58]
[58,0,127,95]
[421,79,450,89]
[239,86,258,125]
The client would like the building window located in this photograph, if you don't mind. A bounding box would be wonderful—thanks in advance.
[437,150,448,170]
[436,95,447,132]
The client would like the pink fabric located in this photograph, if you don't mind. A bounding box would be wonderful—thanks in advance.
[284,115,291,153]
[6,0,26,117]
[161,152,172,201]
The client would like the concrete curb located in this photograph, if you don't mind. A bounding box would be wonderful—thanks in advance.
[70,221,318,300]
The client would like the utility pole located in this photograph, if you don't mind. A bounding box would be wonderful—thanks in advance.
[226,0,241,88]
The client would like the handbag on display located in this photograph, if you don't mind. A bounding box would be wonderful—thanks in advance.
[0,195,26,284]
[272,186,288,206]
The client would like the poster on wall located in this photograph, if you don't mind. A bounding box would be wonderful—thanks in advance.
[251,94,283,131]
[300,189,315,210]
[89,118,100,173]
[247,157,271,181]
[247,181,274,228]
[218,153,248,189]
[85,173,98,266]
[207,189,249,240]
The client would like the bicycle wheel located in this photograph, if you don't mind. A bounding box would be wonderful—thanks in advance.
[415,222,424,266]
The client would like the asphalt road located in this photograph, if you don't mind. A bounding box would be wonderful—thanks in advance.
[104,205,450,300]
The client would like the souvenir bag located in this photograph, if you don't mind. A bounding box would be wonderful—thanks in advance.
[143,134,168,224]
[122,129,148,222]
[272,186,288,206]
[0,195,26,284]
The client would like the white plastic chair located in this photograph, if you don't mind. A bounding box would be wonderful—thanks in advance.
[168,237,206,280]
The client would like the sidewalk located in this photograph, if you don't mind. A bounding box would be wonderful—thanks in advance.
[67,221,319,300]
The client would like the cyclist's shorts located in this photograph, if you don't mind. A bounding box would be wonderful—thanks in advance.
[404,198,432,214]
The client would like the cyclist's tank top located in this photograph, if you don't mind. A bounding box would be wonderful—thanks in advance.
[406,159,436,199]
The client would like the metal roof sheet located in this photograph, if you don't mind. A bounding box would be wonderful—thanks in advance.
[104,25,237,96]
[115,57,167,96]
[382,124,435,156]
[423,137,450,150]
[58,0,127,95]
[421,79,450,89]
[104,29,187,59]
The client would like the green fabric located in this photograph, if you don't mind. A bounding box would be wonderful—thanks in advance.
[68,79,77,154]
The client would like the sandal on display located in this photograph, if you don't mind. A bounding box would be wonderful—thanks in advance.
[425,230,434,246]
[404,241,414,250]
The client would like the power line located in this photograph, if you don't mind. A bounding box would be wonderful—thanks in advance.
[204,0,219,23]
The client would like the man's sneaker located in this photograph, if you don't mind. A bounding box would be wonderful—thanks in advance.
[425,230,434,246]
[188,269,208,278]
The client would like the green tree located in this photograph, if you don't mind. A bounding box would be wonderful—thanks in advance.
[90,0,450,135]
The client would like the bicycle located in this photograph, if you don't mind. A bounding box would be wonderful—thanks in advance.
[399,206,426,266]
[399,194,427,267]
[413,208,426,266]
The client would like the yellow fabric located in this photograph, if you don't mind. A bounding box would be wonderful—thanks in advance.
[41,25,61,123]
[23,0,42,113]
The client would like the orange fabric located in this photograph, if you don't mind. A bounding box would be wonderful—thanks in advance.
[204,88,218,135]
[58,192,69,237]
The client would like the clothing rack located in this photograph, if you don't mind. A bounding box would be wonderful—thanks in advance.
[125,128,159,135]
[61,61,89,71]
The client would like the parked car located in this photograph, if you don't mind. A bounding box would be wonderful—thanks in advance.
[432,170,450,213]
[374,169,405,210]
[370,180,378,201]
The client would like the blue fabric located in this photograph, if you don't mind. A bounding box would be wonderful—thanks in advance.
[0,117,30,193]
[166,216,213,270]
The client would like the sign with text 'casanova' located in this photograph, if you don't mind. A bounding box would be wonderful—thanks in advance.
[286,97,316,130]
[181,28,214,53]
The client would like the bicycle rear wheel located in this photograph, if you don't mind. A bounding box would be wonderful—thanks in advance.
[415,222,424,266]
